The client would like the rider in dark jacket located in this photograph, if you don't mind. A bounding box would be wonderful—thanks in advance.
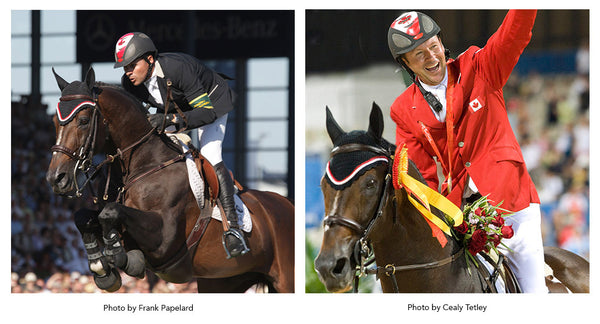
[114,32,249,258]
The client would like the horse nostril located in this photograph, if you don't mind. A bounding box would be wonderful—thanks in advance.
[54,172,65,184]
[332,258,347,275]
[46,170,68,190]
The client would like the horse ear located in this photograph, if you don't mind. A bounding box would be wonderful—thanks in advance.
[326,106,345,144]
[52,67,69,91]
[367,102,384,140]
[84,67,96,89]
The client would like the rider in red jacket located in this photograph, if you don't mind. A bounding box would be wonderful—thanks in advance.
[389,10,546,292]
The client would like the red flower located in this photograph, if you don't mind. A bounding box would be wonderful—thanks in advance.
[490,234,501,247]
[501,224,514,239]
[491,215,505,227]
[454,221,469,234]
[468,229,488,256]
[474,207,485,217]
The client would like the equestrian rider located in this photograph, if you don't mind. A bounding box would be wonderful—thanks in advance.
[388,10,547,292]
[113,32,249,258]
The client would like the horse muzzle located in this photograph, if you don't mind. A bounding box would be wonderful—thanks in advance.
[46,166,85,197]
[314,242,357,293]
[46,167,73,194]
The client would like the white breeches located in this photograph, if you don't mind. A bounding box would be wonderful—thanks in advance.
[196,114,227,165]
[498,203,548,293]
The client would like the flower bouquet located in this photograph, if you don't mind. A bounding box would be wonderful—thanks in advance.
[452,195,514,269]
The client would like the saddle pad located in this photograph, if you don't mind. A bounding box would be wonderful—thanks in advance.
[210,194,252,233]
[174,137,205,210]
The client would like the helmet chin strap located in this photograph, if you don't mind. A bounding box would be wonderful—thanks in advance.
[142,56,155,83]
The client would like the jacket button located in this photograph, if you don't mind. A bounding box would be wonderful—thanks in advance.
[465,162,471,167]
[458,141,464,147]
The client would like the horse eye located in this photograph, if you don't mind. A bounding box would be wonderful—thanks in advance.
[78,116,90,126]
[366,179,377,189]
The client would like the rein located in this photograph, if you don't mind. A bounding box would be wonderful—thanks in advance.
[322,142,464,293]
[157,79,189,134]
[363,248,465,293]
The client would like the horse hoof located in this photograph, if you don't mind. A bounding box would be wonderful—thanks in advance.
[94,268,122,292]
[124,249,146,279]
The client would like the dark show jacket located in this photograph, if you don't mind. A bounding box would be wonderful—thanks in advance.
[121,52,236,129]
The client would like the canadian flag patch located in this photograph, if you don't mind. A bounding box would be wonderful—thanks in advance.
[469,98,483,112]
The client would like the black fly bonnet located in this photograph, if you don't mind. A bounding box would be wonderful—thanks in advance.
[55,76,96,125]
[324,106,392,190]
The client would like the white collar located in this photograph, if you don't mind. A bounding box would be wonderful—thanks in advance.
[143,61,164,88]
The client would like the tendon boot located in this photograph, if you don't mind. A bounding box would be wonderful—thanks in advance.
[73,209,110,277]
[215,161,250,258]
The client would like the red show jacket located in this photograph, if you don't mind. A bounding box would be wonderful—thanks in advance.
[390,10,540,213]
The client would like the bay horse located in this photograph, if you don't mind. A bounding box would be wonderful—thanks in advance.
[314,103,589,293]
[46,68,294,293]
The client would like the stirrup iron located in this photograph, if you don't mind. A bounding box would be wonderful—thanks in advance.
[221,227,250,259]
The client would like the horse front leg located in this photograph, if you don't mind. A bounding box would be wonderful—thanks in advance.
[99,201,193,285]
[72,207,120,292]
[73,208,109,275]
[96,202,147,292]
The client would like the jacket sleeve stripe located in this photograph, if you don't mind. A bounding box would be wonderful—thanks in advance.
[189,93,214,109]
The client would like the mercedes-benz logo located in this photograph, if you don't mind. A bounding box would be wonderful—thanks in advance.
[83,14,116,52]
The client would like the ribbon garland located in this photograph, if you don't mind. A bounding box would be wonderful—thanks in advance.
[396,145,463,247]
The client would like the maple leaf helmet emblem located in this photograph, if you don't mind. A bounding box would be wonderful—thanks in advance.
[113,32,157,69]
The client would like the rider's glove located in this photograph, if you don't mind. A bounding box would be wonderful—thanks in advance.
[148,113,183,130]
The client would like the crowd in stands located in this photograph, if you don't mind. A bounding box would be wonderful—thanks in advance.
[505,43,589,260]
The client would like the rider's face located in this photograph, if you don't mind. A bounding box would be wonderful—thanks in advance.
[402,36,447,86]
[124,55,154,86]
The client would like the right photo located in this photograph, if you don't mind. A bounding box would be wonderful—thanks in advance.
[305,9,589,294]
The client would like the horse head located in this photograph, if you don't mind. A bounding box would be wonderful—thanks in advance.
[46,67,109,196]
[314,102,395,292]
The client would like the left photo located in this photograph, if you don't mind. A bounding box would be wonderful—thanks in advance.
[11,10,295,294]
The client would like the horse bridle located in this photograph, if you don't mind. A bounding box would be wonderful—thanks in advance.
[50,90,159,201]
[322,143,394,285]
[322,142,465,293]
[51,93,102,198]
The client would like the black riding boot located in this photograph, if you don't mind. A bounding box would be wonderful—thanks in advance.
[214,161,250,258]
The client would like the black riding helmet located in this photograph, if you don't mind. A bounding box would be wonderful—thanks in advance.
[388,12,440,62]
[114,32,157,83]
[114,32,157,68]
[387,11,449,112]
